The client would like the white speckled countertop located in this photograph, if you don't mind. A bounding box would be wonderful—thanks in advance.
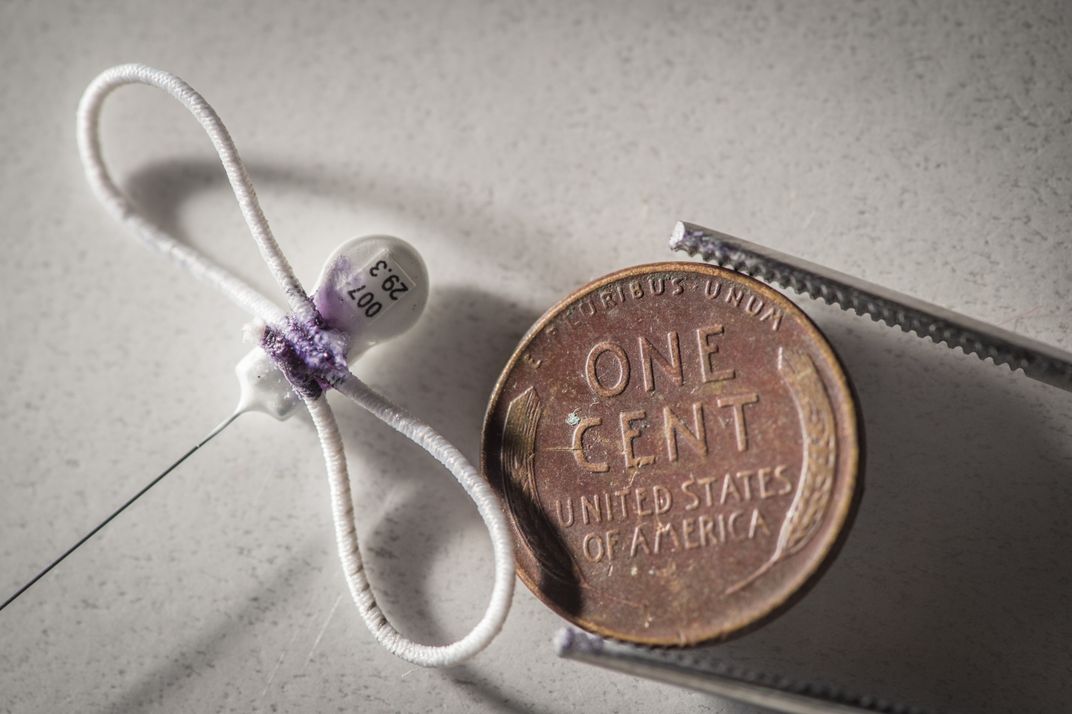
[2,2,1071,712]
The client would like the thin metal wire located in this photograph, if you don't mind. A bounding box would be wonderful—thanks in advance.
[0,412,240,613]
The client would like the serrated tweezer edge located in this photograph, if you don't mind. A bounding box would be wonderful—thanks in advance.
[670,221,1072,393]
[556,628,930,714]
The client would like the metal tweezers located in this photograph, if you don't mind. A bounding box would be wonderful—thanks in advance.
[555,221,1072,713]
[557,627,925,714]
[670,222,1072,393]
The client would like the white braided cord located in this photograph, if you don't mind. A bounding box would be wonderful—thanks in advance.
[76,63,515,667]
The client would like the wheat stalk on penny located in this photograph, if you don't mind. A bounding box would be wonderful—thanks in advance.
[500,387,581,584]
[726,349,837,595]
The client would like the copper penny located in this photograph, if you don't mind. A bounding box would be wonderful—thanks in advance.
[481,262,859,645]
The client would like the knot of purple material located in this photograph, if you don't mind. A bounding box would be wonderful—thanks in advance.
[260,310,350,399]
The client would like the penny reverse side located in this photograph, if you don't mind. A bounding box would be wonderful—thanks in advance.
[481,262,859,645]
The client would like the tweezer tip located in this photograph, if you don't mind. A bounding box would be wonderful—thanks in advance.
[669,220,688,249]
[555,627,604,657]
[669,221,718,254]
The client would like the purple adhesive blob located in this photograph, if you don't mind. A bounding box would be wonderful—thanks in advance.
[260,310,350,399]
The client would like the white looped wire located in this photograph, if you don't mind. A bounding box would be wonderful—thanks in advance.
[76,63,515,667]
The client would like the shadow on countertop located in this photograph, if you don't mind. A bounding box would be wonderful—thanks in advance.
[110,156,1072,714]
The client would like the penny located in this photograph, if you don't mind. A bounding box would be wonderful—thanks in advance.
[481,262,859,645]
